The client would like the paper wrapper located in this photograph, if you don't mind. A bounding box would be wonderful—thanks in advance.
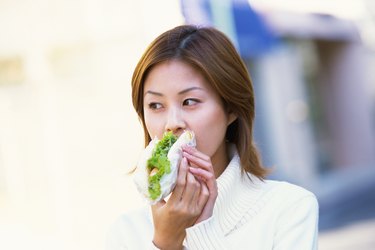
[133,130,196,204]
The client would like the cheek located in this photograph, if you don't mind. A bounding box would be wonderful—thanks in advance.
[192,107,229,156]
[144,112,163,139]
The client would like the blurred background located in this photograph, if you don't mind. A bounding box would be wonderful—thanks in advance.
[0,0,374,249]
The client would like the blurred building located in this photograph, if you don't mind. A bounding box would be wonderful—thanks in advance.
[0,1,183,250]
[181,0,375,232]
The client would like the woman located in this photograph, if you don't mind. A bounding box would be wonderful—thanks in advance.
[107,25,318,249]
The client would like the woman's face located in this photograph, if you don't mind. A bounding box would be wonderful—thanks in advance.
[143,60,236,169]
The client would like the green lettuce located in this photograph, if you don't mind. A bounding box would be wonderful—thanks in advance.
[147,132,177,200]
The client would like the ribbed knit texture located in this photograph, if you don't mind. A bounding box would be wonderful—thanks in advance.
[185,145,278,249]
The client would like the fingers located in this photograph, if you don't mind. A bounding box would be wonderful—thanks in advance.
[188,167,214,182]
[169,157,201,204]
[182,145,210,161]
[197,180,209,210]
[169,147,216,211]
[182,146,213,173]
[183,146,218,204]
[189,167,218,200]
[184,172,201,204]
[182,146,216,190]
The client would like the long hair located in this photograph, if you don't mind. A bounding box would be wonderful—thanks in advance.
[131,25,267,179]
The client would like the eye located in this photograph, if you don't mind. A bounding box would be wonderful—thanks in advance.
[183,98,200,106]
[148,102,163,110]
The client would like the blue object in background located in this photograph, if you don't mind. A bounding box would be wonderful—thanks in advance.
[180,0,277,58]
[231,0,277,58]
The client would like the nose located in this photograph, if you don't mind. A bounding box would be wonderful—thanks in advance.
[165,107,185,135]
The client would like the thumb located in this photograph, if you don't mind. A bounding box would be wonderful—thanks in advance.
[151,199,166,211]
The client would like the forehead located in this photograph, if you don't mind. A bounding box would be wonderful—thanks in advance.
[143,60,210,92]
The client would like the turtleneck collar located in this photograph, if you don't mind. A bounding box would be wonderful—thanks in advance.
[213,144,275,236]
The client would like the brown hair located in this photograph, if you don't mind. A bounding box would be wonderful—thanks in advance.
[131,25,267,179]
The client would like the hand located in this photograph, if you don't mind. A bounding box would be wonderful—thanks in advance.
[182,146,218,224]
[151,157,209,249]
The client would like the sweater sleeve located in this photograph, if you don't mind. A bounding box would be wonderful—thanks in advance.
[184,216,227,249]
[273,194,319,250]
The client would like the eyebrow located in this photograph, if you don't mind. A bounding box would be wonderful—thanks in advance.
[144,90,163,97]
[144,87,204,97]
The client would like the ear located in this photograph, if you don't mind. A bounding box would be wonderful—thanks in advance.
[227,112,238,126]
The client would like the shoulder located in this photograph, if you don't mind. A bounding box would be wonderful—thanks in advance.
[263,181,319,248]
[266,180,316,198]
[263,180,319,216]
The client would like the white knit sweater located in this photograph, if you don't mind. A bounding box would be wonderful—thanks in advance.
[107,147,319,250]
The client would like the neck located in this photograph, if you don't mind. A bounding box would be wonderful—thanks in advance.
[211,142,229,178]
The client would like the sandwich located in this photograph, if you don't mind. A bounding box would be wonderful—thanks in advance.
[133,130,196,204]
